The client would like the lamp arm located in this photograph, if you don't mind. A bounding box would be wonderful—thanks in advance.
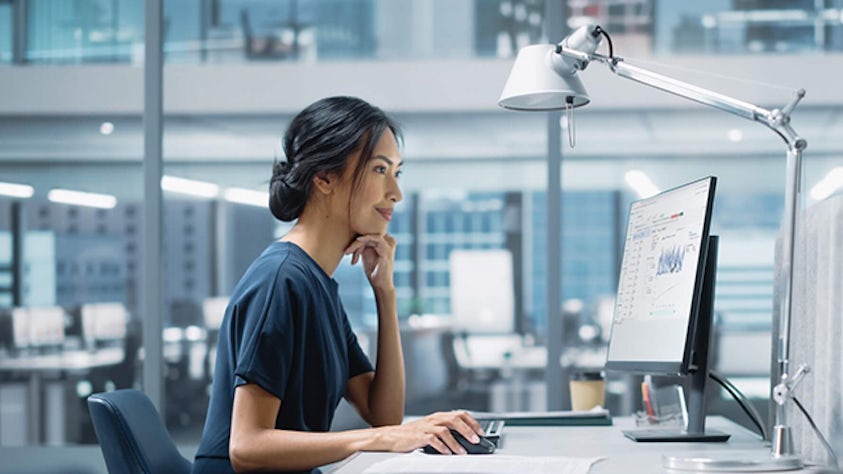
[559,44,810,456]
[615,60,769,121]
[557,47,807,151]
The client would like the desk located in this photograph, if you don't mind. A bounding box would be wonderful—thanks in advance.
[325,417,828,473]
[453,335,546,371]
[0,347,125,445]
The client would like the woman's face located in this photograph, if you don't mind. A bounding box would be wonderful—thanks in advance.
[342,129,403,236]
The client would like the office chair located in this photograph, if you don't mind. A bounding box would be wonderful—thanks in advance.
[87,389,192,474]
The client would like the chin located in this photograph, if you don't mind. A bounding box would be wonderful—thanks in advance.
[350,213,390,234]
[353,223,388,236]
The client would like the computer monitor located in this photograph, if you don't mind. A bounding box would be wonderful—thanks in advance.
[32,306,66,348]
[11,307,30,350]
[81,303,128,347]
[13,306,66,350]
[605,176,729,442]
[202,297,229,330]
[449,249,515,334]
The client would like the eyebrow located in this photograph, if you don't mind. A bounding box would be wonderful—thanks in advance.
[373,155,403,167]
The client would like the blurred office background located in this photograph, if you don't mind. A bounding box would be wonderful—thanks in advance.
[1,0,842,471]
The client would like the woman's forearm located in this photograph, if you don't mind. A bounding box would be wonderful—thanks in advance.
[230,427,382,473]
[367,287,405,425]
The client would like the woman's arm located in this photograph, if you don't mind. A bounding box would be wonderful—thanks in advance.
[345,287,404,426]
[344,234,405,426]
[229,384,485,472]
[229,384,370,472]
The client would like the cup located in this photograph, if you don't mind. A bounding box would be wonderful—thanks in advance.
[569,371,606,411]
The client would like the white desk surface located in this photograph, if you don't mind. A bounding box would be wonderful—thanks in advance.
[455,335,547,370]
[325,417,830,473]
[0,347,125,371]
[454,338,608,371]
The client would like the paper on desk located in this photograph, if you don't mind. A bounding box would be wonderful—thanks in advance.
[362,451,603,474]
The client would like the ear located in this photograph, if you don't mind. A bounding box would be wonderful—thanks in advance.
[311,171,336,195]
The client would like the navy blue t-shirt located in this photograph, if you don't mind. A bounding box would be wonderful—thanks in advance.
[193,242,373,473]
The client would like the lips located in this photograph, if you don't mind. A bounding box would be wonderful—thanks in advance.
[376,207,393,221]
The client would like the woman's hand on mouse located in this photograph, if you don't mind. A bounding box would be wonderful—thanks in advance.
[366,410,484,454]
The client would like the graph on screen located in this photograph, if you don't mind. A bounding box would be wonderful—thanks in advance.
[608,178,714,363]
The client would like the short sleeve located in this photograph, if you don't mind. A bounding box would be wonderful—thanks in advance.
[345,313,373,378]
[233,273,298,401]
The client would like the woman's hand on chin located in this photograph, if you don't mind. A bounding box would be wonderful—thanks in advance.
[344,234,397,292]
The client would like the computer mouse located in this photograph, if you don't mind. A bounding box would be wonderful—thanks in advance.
[422,429,496,455]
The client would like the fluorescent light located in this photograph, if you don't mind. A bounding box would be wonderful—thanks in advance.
[48,189,117,209]
[624,170,660,199]
[0,181,34,198]
[810,167,843,201]
[727,128,744,143]
[224,188,269,207]
[99,121,114,135]
[161,175,219,198]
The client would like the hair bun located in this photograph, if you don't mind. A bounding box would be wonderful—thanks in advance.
[272,160,292,183]
[269,160,305,221]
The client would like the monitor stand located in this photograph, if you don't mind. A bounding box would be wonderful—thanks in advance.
[623,236,731,443]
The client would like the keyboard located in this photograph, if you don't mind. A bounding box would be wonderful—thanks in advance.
[480,419,505,446]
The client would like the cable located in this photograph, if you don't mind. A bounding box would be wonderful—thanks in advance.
[708,371,766,440]
[620,55,797,93]
[594,26,614,59]
[708,370,767,440]
[792,396,841,471]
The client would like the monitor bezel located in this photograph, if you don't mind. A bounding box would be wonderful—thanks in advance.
[604,176,717,375]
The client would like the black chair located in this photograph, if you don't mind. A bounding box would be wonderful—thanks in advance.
[87,389,192,474]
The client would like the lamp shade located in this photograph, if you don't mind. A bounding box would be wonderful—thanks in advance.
[498,44,590,111]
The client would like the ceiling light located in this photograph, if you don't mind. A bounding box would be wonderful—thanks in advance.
[624,170,659,198]
[48,189,117,209]
[809,167,843,201]
[727,129,743,143]
[224,188,269,207]
[161,175,219,198]
[0,181,34,198]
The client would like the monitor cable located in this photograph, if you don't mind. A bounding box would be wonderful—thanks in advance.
[708,369,767,440]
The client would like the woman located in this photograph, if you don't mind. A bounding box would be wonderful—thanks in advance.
[193,96,484,473]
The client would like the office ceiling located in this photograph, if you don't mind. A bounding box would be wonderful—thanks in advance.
[1,107,841,160]
[0,106,840,199]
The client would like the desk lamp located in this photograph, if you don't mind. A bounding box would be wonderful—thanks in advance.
[499,24,808,471]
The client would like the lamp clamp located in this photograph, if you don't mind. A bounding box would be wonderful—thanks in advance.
[773,364,810,406]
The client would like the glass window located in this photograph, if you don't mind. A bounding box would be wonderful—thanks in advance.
[25,0,144,63]
[475,0,546,58]
[0,123,143,446]
[652,0,843,55]
[0,1,11,64]
[14,0,843,68]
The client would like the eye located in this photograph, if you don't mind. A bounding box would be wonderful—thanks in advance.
[395,169,403,179]
[374,165,387,174]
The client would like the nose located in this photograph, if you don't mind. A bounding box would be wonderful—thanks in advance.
[388,175,403,203]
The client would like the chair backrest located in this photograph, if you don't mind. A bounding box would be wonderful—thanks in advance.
[87,389,192,474]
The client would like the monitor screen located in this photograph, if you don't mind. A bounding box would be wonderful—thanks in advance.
[11,308,30,349]
[202,297,229,330]
[606,176,716,375]
[449,249,515,334]
[82,302,128,342]
[28,306,66,348]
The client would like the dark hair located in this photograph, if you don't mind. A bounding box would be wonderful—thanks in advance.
[269,96,402,222]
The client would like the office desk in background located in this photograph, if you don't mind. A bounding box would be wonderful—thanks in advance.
[325,417,829,473]
[0,347,125,445]
[454,335,547,371]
